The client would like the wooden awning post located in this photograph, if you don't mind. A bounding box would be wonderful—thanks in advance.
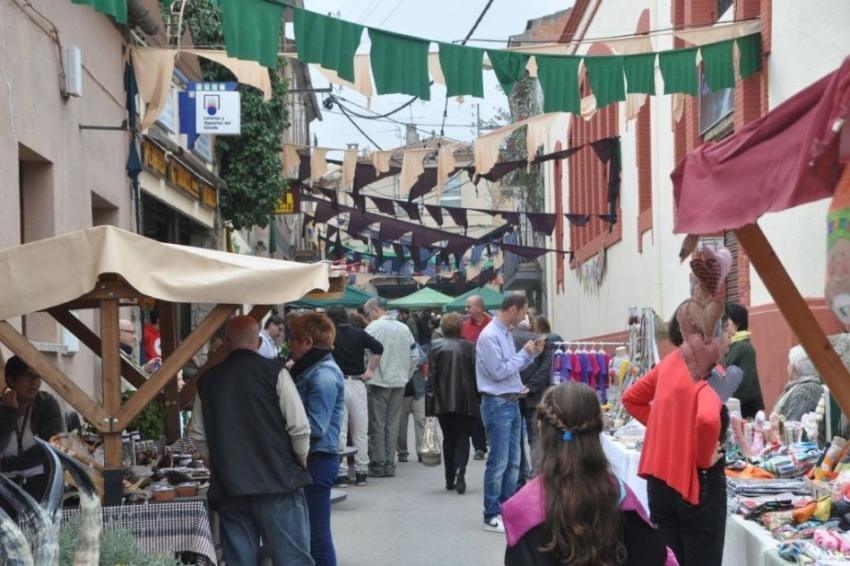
[159,302,180,443]
[735,223,850,417]
[99,298,124,505]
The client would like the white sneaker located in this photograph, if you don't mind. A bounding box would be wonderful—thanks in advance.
[484,515,505,533]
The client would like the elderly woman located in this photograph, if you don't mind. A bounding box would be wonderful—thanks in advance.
[0,356,64,504]
[773,346,824,423]
[289,313,346,566]
[426,312,478,494]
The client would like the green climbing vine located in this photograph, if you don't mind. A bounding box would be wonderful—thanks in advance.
[160,1,290,230]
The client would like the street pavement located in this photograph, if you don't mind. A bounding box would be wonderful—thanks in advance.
[331,425,507,566]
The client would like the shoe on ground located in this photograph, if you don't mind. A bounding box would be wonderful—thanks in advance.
[484,515,505,533]
[473,450,485,461]
[455,475,466,495]
[446,480,455,491]
[334,475,350,487]
[384,467,396,477]
[355,473,367,486]
[367,468,385,478]
[398,454,408,462]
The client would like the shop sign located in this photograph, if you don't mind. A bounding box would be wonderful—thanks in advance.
[194,84,241,135]
[142,138,218,210]
[274,188,300,215]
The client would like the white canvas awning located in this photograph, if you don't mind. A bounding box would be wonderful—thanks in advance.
[0,225,330,320]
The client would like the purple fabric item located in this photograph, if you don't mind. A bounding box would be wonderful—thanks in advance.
[500,243,547,261]
[392,243,405,261]
[347,213,369,235]
[369,196,397,215]
[351,193,367,212]
[313,200,337,224]
[525,212,557,236]
[352,161,401,192]
[443,206,468,231]
[406,168,440,201]
[424,204,444,226]
[378,218,410,242]
[396,200,421,222]
[317,186,338,209]
[501,211,521,226]
[565,214,592,226]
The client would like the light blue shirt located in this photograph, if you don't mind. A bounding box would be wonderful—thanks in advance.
[475,317,535,396]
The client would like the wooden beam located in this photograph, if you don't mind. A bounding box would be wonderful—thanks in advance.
[159,302,181,443]
[115,304,240,430]
[735,223,850,416]
[47,298,139,311]
[99,299,123,475]
[179,304,272,407]
[46,307,151,391]
[77,275,146,301]
[0,321,110,429]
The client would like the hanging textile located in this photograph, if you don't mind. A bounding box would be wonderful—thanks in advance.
[737,33,763,79]
[399,148,432,197]
[700,39,736,92]
[71,0,126,24]
[438,43,485,98]
[379,219,410,242]
[293,8,363,82]
[536,55,582,114]
[311,54,374,100]
[436,144,458,201]
[659,47,699,96]
[347,213,369,235]
[310,148,330,180]
[444,207,468,232]
[313,200,337,224]
[407,168,442,202]
[623,52,656,95]
[584,55,627,109]
[525,212,557,236]
[396,200,421,222]
[184,49,272,102]
[369,196,397,216]
[369,29,431,99]
[371,150,395,174]
[342,149,358,190]
[219,0,284,69]
[526,114,559,163]
[130,48,176,130]
[486,50,530,95]
[424,204,444,226]
[565,214,592,226]
[473,122,523,176]
[428,53,446,86]
[282,145,302,178]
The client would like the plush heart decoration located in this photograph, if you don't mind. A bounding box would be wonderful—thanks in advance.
[691,258,722,297]
[680,334,721,383]
[677,299,700,338]
[702,297,726,342]
[707,365,743,403]
[703,245,733,282]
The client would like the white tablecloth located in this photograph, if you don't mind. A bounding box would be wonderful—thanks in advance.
[722,514,788,566]
[600,433,648,510]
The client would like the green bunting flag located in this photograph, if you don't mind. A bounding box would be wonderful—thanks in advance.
[535,55,581,114]
[737,33,763,79]
[220,0,284,69]
[487,50,530,96]
[584,55,626,109]
[659,47,699,96]
[439,43,485,98]
[71,0,127,24]
[623,52,656,95]
[701,39,736,92]
[369,29,432,100]
[294,8,363,82]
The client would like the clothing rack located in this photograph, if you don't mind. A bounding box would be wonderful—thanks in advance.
[553,341,628,347]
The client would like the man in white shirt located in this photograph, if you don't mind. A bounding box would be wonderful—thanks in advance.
[258,314,285,359]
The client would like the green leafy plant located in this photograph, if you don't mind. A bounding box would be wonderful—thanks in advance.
[59,515,182,566]
[160,1,291,230]
[121,390,165,441]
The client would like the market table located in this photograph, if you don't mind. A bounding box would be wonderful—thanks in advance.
[600,433,648,510]
[63,497,217,565]
[722,513,788,566]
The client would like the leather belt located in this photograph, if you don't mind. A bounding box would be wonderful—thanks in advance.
[483,392,519,402]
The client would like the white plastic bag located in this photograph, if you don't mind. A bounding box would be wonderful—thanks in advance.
[419,417,441,467]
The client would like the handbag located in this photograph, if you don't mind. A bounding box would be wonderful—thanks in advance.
[419,417,442,467]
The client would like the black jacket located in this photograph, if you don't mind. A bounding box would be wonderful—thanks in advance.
[331,324,384,376]
[512,330,555,411]
[198,350,312,504]
[426,337,479,418]
[0,391,64,473]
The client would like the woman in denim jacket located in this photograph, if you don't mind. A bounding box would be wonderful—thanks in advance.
[290,313,346,566]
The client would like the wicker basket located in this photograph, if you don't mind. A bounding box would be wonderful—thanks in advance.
[50,435,145,500]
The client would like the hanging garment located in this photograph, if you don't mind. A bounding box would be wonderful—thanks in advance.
[342,149,358,190]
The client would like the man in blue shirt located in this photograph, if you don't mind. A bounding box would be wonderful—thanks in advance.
[475,293,543,533]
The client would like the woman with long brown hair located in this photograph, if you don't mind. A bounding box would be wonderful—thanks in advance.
[502,382,674,566]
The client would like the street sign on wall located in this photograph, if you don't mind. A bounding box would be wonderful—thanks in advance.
[193,84,241,135]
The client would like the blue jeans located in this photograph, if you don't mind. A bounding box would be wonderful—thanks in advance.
[305,451,338,566]
[217,491,313,566]
[480,395,522,521]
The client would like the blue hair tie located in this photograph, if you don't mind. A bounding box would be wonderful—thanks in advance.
[562,431,572,441]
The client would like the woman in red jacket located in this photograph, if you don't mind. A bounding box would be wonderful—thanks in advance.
[621,305,727,566]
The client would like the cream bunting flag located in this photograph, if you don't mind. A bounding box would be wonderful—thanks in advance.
[600,35,654,122]
[131,47,176,130]
[184,49,272,102]
[526,113,559,163]
[436,144,459,202]
[283,144,302,178]
[311,148,331,179]
[310,53,374,101]
[399,149,433,198]
[342,149,358,189]
[474,121,524,176]
[371,150,395,174]
[428,53,446,86]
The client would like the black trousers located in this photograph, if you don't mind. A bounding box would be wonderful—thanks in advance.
[437,412,474,484]
[471,413,487,453]
[646,466,727,566]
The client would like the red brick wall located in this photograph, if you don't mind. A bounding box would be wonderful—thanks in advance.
[636,101,652,252]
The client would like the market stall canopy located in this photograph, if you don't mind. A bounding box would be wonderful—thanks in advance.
[288,284,377,309]
[387,287,455,309]
[443,286,505,313]
[0,225,330,320]
[672,56,850,235]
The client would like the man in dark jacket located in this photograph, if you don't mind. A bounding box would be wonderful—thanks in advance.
[426,312,478,494]
[189,316,313,566]
[0,356,64,506]
[326,306,383,487]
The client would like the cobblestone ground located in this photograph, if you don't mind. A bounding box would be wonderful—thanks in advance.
[331,424,507,566]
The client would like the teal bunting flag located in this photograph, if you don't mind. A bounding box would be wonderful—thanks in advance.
[219,0,284,69]
[294,8,363,82]
[439,43,485,98]
[623,52,656,95]
[487,49,530,96]
[659,47,699,96]
[369,29,431,100]
[737,33,763,79]
[71,0,127,24]
[536,55,581,114]
[700,39,735,92]
[584,55,626,108]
